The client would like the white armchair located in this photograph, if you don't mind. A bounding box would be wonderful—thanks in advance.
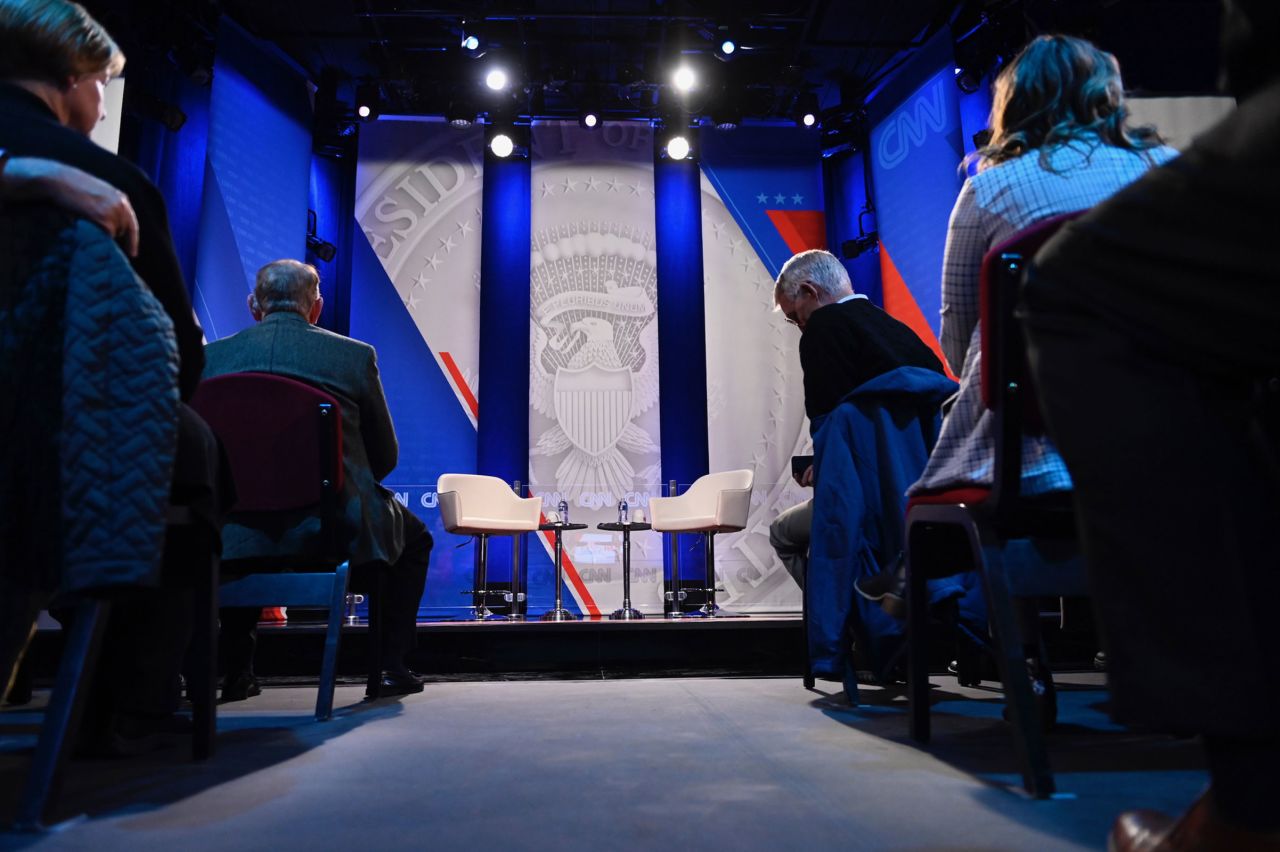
[437,474,542,620]
[648,470,754,616]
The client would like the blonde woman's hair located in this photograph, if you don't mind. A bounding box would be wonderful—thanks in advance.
[973,34,1159,171]
[0,0,125,85]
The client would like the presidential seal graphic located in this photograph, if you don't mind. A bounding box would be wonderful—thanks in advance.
[529,222,660,502]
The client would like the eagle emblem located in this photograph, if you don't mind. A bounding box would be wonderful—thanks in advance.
[530,222,660,500]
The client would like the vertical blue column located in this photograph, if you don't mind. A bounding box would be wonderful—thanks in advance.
[477,143,532,583]
[308,152,356,336]
[654,153,709,588]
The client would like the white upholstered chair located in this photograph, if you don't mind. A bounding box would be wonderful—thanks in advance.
[648,469,754,617]
[437,474,542,620]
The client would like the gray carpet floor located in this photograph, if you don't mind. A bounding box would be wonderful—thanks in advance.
[1,674,1206,851]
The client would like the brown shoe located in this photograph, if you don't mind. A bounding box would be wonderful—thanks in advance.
[1109,791,1280,852]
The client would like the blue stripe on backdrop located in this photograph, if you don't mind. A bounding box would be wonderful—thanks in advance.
[349,230,479,619]
[477,147,547,605]
[654,157,709,585]
[193,19,311,342]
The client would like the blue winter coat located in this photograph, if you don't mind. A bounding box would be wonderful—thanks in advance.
[807,366,984,683]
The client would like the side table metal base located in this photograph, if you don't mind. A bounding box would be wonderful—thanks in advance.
[474,607,508,621]
[540,608,581,622]
[609,608,644,620]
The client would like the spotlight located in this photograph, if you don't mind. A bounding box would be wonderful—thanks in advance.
[672,65,696,93]
[665,135,691,160]
[460,20,485,57]
[490,133,514,158]
[580,111,600,129]
[485,67,508,91]
[355,82,380,121]
[794,92,820,128]
[716,38,736,61]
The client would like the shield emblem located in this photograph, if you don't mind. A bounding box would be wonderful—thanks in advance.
[554,364,633,456]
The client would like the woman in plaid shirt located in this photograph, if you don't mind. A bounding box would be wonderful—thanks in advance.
[910,34,1177,497]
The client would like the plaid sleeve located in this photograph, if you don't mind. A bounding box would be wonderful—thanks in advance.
[939,179,988,375]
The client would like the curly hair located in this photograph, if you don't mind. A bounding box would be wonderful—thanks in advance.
[0,0,124,86]
[974,34,1160,171]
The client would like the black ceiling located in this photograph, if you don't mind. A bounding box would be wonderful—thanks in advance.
[90,0,1225,133]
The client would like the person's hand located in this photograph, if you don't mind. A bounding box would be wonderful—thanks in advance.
[5,157,139,256]
[799,464,815,488]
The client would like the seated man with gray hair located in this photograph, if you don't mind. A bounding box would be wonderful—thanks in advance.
[770,249,945,589]
[204,259,432,700]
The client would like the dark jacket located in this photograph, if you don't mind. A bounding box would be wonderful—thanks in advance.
[0,83,204,399]
[807,367,984,681]
[799,297,945,423]
[1,208,178,594]
[202,311,404,567]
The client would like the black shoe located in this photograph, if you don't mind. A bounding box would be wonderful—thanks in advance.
[855,565,906,619]
[366,670,425,699]
[221,672,262,703]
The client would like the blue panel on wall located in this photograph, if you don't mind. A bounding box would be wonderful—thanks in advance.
[699,127,824,280]
[867,31,966,339]
[193,19,312,342]
[349,228,479,618]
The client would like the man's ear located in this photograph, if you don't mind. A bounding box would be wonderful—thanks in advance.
[308,295,324,325]
[247,293,263,322]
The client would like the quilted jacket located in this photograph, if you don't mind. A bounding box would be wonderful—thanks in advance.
[0,208,178,594]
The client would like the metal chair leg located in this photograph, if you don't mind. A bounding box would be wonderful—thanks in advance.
[318,562,350,720]
[473,534,505,621]
[190,553,218,759]
[979,543,1056,798]
[16,599,110,831]
[906,536,931,743]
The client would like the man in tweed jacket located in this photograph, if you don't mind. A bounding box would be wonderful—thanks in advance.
[204,259,431,699]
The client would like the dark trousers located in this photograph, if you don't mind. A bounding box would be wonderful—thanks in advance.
[1025,296,1280,738]
[220,504,432,677]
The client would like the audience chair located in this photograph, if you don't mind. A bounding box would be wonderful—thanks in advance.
[191,373,351,721]
[1,507,217,831]
[903,213,1086,798]
[436,474,541,620]
[648,470,754,617]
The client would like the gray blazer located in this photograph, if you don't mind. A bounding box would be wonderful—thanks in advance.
[203,311,404,567]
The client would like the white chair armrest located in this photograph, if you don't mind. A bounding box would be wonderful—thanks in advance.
[715,486,752,530]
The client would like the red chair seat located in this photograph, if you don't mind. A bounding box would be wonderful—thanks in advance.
[906,487,992,512]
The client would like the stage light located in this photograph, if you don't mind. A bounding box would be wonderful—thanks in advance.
[490,133,514,158]
[485,67,508,91]
[462,34,479,52]
[665,135,690,160]
[355,82,380,121]
[581,111,599,129]
[672,65,696,93]
[718,38,736,59]
[794,92,820,128]
[306,210,337,264]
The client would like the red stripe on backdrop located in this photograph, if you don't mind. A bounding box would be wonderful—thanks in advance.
[537,519,600,617]
[878,242,956,380]
[439,351,479,419]
[765,210,827,254]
